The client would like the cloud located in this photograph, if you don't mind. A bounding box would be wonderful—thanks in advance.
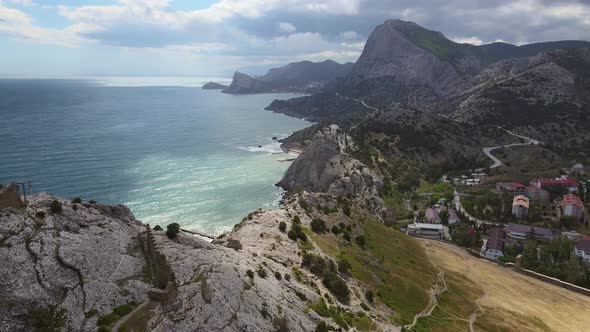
[278,22,296,33]
[450,36,484,45]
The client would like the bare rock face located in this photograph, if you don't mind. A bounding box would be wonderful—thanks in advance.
[222,72,268,94]
[0,194,150,331]
[349,19,468,98]
[0,183,23,209]
[278,125,384,213]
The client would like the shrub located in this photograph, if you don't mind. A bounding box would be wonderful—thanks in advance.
[153,225,163,231]
[278,221,287,232]
[295,290,307,301]
[72,204,78,211]
[274,271,282,280]
[71,197,82,204]
[337,257,351,275]
[246,269,254,279]
[365,290,374,303]
[257,266,267,278]
[355,235,366,248]
[310,218,327,233]
[166,223,180,239]
[331,225,341,235]
[288,223,307,242]
[315,321,329,332]
[50,200,62,214]
[322,271,350,304]
[36,211,46,219]
[292,215,301,224]
[301,253,328,276]
[360,302,371,311]
[273,316,289,332]
[88,200,97,204]
[342,204,351,217]
[284,273,291,281]
[28,305,67,332]
[342,231,351,242]
[226,239,243,251]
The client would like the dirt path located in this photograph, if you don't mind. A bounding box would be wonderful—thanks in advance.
[404,249,449,330]
[420,240,590,332]
[468,292,488,332]
[110,300,151,332]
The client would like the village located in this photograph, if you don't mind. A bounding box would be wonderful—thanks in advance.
[402,163,590,289]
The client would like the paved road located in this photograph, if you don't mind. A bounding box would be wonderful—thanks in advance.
[335,93,378,111]
[454,191,498,226]
[482,127,543,168]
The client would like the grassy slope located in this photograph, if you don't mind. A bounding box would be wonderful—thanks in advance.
[313,220,438,325]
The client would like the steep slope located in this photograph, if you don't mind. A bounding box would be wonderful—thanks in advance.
[222,60,353,94]
[446,48,590,151]
[267,19,590,119]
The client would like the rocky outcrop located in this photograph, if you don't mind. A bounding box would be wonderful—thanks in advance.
[0,194,150,331]
[278,125,384,213]
[222,72,269,94]
[0,183,23,209]
[202,82,228,90]
[223,60,353,94]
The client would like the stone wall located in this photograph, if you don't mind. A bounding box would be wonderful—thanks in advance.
[514,267,590,297]
[140,226,177,301]
[0,183,23,209]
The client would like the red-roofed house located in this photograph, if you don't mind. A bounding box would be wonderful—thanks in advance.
[512,195,530,219]
[481,228,505,261]
[496,182,526,196]
[574,237,590,265]
[531,176,578,193]
[561,194,583,220]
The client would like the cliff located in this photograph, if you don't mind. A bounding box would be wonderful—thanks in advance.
[222,60,353,94]
[202,82,228,90]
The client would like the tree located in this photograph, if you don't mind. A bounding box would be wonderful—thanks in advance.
[311,218,327,233]
[355,235,366,248]
[50,200,62,214]
[439,210,449,226]
[278,221,287,232]
[166,223,180,239]
[28,305,67,332]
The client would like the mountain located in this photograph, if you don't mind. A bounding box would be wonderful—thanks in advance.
[222,60,354,94]
[201,81,228,89]
[267,19,590,118]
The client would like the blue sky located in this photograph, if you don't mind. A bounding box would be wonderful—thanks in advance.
[1,0,589,77]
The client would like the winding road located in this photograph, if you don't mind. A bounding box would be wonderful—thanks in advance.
[335,93,378,111]
[483,127,543,168]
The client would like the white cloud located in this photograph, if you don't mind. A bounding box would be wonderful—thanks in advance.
[278,21,296,33]
[450,36,484,45]
[340,31,360,40]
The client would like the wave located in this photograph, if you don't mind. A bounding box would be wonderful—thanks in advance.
[240,140,285,154]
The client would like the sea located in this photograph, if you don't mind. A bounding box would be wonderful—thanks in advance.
[0,77,310,235]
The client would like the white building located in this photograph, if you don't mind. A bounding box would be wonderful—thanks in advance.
[406,223,447,239]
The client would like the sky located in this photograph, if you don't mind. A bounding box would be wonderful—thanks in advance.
[1,0,589,77]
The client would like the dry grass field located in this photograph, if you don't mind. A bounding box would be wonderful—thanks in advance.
[419,239,590,332]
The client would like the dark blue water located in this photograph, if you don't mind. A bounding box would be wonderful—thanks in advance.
[0,79,309,234]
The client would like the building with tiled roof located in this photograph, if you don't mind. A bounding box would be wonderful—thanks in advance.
[561,194,584,220]
[506,223,559,242]
[496,182,526,196]
[530,176,578,193]
[511,195,530,219]
[481,228,505,261]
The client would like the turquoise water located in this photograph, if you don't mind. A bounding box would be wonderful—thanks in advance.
[0,78,309,234]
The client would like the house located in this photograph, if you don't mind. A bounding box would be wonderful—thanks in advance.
[530,176,578,193]
[524,186,550,203]
[574,237,590,265]
[448,209,459,225]
[506,223,559,242]
[425,208,441,224]
[481,228,505,261]
[406,223,446,239]
[561,194,584,220]
[496,182,526,196]
[512,195,530,219]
